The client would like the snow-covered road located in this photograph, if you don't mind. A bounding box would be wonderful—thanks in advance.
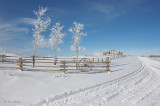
[36,57,160,106]
[1,56,160,106]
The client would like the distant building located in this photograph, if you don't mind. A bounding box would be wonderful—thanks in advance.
[103,49,123,56]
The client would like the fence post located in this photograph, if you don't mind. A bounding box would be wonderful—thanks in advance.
[19,58,23,71]
[76,60,78,70]
[2,55,3,63]
[98,58,99,62]
[102,58,103,62]
[74,58,76,63]
[61,61,66,74]
[32,56,35,68]
[1,55,6,63]
[54,57,57,65]
[92,58,94,62]
[1,55,3,63]
[106,57,109,73]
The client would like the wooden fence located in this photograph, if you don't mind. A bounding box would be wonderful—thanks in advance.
[0,56,110,73]
[149,55,160,58]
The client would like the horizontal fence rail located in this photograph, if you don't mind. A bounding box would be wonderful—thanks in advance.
[149,55,160,58]
[0,55,110,73]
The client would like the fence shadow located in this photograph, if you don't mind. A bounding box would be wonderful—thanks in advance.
[110,63,129,67]
[110,69,123,72]
[86,71,106,74]
[24,69,60,74]
[67,70,106,74]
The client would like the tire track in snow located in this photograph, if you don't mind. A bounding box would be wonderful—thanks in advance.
[88,60,150,106]
[103,57,160,106]
[130,57,160,106]
[28,59,145,106]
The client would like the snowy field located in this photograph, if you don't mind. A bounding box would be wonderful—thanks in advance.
[0,56,160,106]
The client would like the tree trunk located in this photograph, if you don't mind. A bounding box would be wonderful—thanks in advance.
[33,39,37,57]
[33,34,38,68]
[76,51,78,69]
[76,45,79,69]
[54,47,57,65]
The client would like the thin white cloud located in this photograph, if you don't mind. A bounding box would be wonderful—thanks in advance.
[92,3,125,20]
[0,24,29,33]
[0,46,33,56]
[87,0,145,20]
[0,19,30,42]
[15,18,35,25]
[48,7,68,22]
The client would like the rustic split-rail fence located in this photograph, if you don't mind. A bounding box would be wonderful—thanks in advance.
[0,55,110,73]
[149,55,160,58]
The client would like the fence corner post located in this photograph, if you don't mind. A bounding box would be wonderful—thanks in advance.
[1,55,3,63]
[54,57,57,65]
[106,57,109,73]
[32,56,35,68]
[61,61,66,74]
[19,58,23,71]
[1,55,6,63]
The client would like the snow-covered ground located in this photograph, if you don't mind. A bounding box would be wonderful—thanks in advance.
[0,56,160,106]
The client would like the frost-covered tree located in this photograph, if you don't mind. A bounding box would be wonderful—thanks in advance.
[0,47,5,55]
[69,22,87,68]
[49,22,66,64]
[32,6,51,57]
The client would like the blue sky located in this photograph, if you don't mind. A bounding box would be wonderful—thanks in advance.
[0,0,160,56]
